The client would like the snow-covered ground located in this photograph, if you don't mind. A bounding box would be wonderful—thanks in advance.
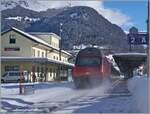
[127,75,149,113]
[1,76,148,113]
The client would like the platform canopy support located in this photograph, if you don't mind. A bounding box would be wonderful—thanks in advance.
[113,53,147,79]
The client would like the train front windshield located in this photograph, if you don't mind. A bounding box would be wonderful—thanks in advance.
[76,57,101,66]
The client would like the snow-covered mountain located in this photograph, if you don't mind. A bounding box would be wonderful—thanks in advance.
[1,0,29,10]
[2,5,129,51]
[1,0,68,11]
[5,16,40,22]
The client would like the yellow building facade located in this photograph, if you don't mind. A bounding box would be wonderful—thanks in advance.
[1,27,74,82]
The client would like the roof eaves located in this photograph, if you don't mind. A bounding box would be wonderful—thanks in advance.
[61,50,72,56]
[1,28,12,35]
[29,32,61,40]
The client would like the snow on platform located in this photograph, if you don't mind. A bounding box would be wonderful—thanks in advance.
[1,77,147,113]
[127,75,149,113]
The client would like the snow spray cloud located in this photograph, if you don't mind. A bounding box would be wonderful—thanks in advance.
[85,76,112,96]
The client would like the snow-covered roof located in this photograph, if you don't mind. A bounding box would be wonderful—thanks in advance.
[16,27,55,46]
[1,56,48,61]
[124,31,147,35]
[48,58,74,67]
[61,50,72,56]
[1,56,74,67]
[29,32,61,40]
[1,27,71,56]
[106,55,121,72]
[138,31,147,34]
[113,53,147,56]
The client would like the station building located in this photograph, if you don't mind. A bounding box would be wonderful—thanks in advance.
[1,27,74,82]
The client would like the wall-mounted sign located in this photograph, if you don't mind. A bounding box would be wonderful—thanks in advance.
[4,47,20,51]
[127,33,149,45]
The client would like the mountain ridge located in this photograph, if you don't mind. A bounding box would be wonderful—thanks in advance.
[2,5,129,51]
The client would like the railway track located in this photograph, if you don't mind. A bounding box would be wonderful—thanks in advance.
[45,78,131,113]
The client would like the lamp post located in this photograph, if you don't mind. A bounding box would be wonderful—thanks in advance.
[59,23,63,61]
[19,65,24,94]
[58,23,63,81]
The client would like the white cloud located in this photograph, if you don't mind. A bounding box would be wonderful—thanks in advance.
[98,7,134,26]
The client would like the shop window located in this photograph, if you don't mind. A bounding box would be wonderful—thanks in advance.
[9,34,16,44]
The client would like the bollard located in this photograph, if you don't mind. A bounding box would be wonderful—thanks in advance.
[19,72,24,94]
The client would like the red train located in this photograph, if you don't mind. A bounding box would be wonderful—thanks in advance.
[72,47,111,88]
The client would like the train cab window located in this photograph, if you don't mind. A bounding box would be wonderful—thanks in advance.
[76,57,101,66]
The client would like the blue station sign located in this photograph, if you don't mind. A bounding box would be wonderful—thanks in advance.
[127,33,149,45]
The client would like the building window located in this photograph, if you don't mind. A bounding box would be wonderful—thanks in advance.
[53,56,55,59]
[42,52,44,57]
[9,34,16,44]
[52,42,54,47]
[66,58,68,62]
[50,68,52,77]
[38,50,40,57]
[53,69,56,77]
[5,65,19,72]
[33,49,36,57]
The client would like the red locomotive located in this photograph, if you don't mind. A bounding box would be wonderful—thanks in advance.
[72,47,111,88]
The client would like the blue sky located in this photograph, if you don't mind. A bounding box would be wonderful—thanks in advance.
[103,0,148,32]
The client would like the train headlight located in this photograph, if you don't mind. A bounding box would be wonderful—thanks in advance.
[85,72,90,75]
